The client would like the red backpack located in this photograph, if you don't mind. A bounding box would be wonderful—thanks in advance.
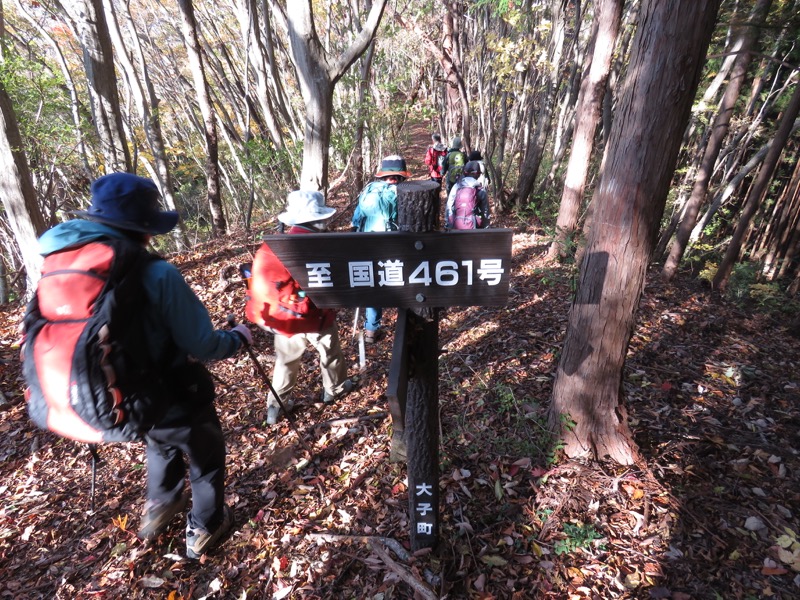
[22,238,169,444]
[244,242,335,336]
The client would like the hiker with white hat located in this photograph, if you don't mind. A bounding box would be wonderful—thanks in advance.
[245,190,355,425]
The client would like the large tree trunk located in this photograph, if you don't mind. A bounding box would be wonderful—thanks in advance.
[283,0,387,193]
[713,82,800,290]
[0,84,47,295]
[548,0,722,465]
[662,0,773,281]
[176,0,226,236]
[547,0,623,262]
[60,0,130,173]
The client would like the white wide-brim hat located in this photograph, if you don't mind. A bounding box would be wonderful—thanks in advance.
[278,190,337,225]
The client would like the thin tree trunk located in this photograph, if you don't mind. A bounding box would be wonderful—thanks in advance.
[390,5,470,150]
[547,0,623,262]
[176,0,226,235]
[777,195,800,281]
[239,0,285,150]
[662,0,773,281]
[690,123,799,245]
[14,0,92,174]
[713,82,800,290]
[354,41,376,194]
[261,0,297,138]
[515,0,567,208]
[60,0,131,172]
[0,83,47,295]
[104,0,188,249]
[764,157,800,279]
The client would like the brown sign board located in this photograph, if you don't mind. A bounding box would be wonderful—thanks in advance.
[264,229,513,308]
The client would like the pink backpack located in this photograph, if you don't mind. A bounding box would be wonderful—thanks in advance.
[453,186,480,229]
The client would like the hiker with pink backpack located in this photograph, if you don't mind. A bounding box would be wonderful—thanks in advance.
[445,160,491,230]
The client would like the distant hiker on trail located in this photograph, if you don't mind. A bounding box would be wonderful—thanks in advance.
[246,190,355,425]
[468,149,491,190]
[445,160,490,230]
[442,136,468,195]
[25,173,252,560]
[351,155,410,343]
[424,133,448,184]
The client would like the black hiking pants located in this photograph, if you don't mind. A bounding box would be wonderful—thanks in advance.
[145,401,226,532]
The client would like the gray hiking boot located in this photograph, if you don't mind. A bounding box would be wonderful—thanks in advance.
[266,404,280,425]
[364,329,382,344]
[266,399,294,425]
[185,505,234,560]
[322,378,355,405]
[138,493,189,540]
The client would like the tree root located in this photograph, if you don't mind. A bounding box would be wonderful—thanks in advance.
[307,533,440,599]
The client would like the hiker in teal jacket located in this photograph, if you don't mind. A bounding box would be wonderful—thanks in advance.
[37,173,252,559]
[350,155,410,343]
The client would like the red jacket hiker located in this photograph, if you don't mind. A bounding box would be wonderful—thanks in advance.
[244,190,353,426]
[424,135,448,181]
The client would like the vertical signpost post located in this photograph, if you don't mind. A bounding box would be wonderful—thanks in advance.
[262,183,511,551]
[395,180,441,550]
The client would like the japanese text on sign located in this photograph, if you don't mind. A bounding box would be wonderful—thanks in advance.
[414,482,435,536]
[263,230,513,308]
[306,259,505,289]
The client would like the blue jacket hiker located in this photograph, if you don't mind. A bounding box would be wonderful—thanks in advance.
[36,173,252,560]
[350,155,410,343]
[351,180,398,233]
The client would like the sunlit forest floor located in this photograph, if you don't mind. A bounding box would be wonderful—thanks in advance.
[2,204,799,598]
[2,124,800,598]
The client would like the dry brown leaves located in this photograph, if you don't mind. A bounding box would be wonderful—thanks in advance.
[1,215,799,599]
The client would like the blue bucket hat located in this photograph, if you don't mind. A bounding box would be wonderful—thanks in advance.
[71,173,179,235]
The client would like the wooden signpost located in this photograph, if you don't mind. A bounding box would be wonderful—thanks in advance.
[262,230,512,308]
[265,180,511,549]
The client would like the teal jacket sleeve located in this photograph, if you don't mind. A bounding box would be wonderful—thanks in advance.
[142,260,242,363]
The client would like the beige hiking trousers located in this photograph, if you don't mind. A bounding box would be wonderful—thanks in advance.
[266,322,348,407]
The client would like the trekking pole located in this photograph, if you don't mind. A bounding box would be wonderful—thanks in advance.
[352,308,366,371]
[352,307,360,338]
[226,315,313,454]
[88,444,102,512]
